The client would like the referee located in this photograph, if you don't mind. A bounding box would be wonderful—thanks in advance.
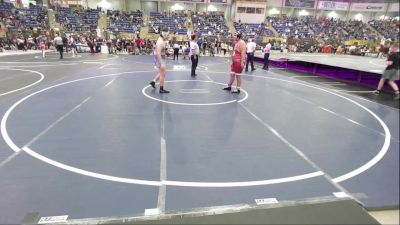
[173,42,179,61]
[54,34,64,59]
[190,34,200,77]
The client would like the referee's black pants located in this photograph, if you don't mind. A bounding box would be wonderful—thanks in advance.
[246,53,255,71]
[56,45,64,59]
[173,48,179,60]
[191,54,198,76]
[263,53,270,69]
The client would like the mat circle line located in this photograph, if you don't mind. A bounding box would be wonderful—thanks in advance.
[142,80,248,106]
[0,70,390,186]
[0,68,45,97]
[34,55,83,59]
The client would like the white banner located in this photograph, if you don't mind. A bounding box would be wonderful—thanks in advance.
[38,215,68,224]
[318,1,349,11]
[350,3,387,12]
[208,0,232,4]
[389,3,399,12]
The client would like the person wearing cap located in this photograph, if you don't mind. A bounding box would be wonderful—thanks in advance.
[150,27,170,93]
[223,33,246,94]
[245,38,256,72]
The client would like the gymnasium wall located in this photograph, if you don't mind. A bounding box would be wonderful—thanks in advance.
[138,1,157,12]
[196,3,226,12]
[82,0,399,21]
[126,0,142,11]
[234,1,267,23]
[87,0,143,11]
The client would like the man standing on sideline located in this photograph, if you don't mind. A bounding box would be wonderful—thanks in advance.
[54,34,64,59]
[245,38,256,72]
[263,41,271,70]
[190,34,199,77]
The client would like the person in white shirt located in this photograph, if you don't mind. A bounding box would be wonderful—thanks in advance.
[190,34,200,77]
[27,36,34,49]
[181,44,187,60]
[245,38,256,72]
[221,42,227,56]
[173,42,179,61]
[54,34,64,59]
[263,41,272,70]
[17,37,25,50]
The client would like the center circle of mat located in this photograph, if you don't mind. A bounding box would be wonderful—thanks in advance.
[142,80,248,106]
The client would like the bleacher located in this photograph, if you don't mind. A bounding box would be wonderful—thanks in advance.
[57,7,99,32]
[0,2,15,29]
[107,10,142,34]
[344,20,378,40]
[369,19,399,41]
[269,16,377,41]
[306,17,347,40]
[268,16,311,38]
[192,12,229,37]
[234,22,274,41]
[0,2,14,17]
[148,11,186,35]
[0,3,49,31]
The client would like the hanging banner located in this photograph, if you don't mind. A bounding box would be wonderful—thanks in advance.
[171,0,205,2]
[208,0,231,3]
[350,3,387,12]
[285,0,315,9]
[318,1,349,11]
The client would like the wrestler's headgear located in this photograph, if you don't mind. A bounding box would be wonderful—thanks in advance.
[160,27,169,39]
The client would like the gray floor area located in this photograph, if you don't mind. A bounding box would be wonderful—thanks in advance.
[0,53,398,223]
[117,199,380,224]
[255,52,387,74]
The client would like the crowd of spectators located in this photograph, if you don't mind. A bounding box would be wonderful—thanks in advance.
[148,11,187,35]
[107,10,142,34]
[192,11,229,37]
[267,16,389,42]
[369,19,399,41]
[306,17,347,41]
[267,16,312,38]
[0,2,49,32]
[1,1,399,58]
[234,22,273,42]
[343,20,379,41]
[106,37,154,55]
[56,6,100,33]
